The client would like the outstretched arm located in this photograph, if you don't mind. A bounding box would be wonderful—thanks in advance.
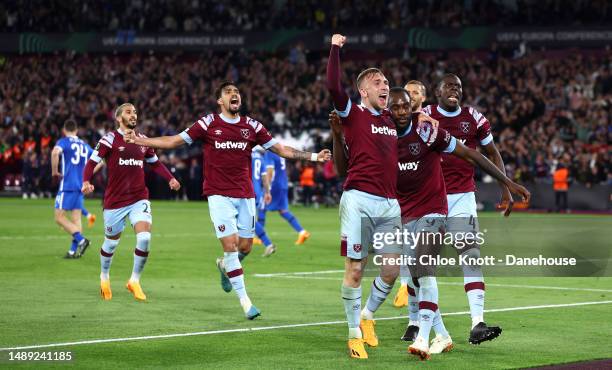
[329,111,348,177]
[453,142,530,202]
[269,143,331,163]
[326,34,350,112]
[124,131,185,149]
[482,141,513,216]
[148,160,181,191]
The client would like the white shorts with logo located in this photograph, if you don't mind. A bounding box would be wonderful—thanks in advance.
[208,195,256,239]
[340,189,402,259]
[403,213,447,277]
[402,213,447,257]
[446,192,480,252]
[103,199,152,237]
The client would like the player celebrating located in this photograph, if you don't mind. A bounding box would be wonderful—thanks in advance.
[252,147,276,257]
[330,88,529,359]
[260,150,311,245]
[327,34,404,359]
[393,80,429,308]
[423,73,511,344]
[51,119,92,258]
[82,103,180,301]
[124,82,331,320]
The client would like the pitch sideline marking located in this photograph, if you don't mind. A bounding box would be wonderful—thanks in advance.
[1,300,611,351]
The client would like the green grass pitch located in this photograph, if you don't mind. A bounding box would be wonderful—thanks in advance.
[0,198,610,369]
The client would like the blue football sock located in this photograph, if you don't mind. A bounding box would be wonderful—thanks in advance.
[81,207,89,217]
[255,222,273,246]
[72,232,84,243]
[69,239,78,253]
[258,209,267,227]
[280,210,303,233]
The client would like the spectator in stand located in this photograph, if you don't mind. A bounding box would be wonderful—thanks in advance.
[299,162,315,207]
[553,162,570,212]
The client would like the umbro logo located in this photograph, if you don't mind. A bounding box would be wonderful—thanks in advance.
[215,129,222,135]
[118,146,125,151]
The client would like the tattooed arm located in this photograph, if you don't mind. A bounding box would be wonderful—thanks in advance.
[269,143,332,162]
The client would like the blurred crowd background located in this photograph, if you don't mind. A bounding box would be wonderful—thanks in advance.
[0,0,610,208]
[1,0,609,31]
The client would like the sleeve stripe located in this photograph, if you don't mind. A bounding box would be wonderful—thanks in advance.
[334,99,352,118]
[179,131,193,145]
[255,123,262,133]
[480,134,494,146]
[262,138,278,150]
[197,119,209,131]
[99,139,112,148]
[90,151,102,163]
[53,145,63,152]
[428,127,438,146]
[145,154,159,163]
[444,136,457,153]
[102,132,115,144]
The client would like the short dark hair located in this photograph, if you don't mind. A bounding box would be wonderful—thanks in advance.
[356,68,384,89]
[63,119,77,132]
[215,81,238,99]
[389,87,410,100]
[436,73,460,90]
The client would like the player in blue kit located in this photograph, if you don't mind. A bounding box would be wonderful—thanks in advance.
[258,151,310,245]
[252,147,276,257]
[51,120,92,258]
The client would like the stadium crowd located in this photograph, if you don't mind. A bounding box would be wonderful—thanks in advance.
[1,47,610,201]
[1,0,609,32]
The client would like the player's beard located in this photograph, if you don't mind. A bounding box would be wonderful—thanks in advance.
[123,117,137,129]
[228,105,240,115]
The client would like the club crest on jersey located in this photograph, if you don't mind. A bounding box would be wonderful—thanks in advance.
[218,224,225,232]
[215,129,222,135]
[460,121,470,133]
[240,129,250,139]
[409,143,421,156]
[353,244,362,253]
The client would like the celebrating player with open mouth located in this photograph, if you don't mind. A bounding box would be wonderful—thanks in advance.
[124,82,331,320]
[423,73,512,344]
[330,87,530,360]
[82,103,180,302]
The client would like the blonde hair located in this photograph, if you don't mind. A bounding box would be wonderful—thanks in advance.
[114,103,135,119]
[404,80,426,96]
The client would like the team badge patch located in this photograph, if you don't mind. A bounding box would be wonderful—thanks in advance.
[240,129,250,139]
[218,224,225,232]
[460,121,470,133]
[409,143,421,156]
[353,244,362,253]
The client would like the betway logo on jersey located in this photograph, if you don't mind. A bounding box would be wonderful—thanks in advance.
[398,161,419,171]
[119,158,144,167]
[215,140,248,150]
[371,124,397,136]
